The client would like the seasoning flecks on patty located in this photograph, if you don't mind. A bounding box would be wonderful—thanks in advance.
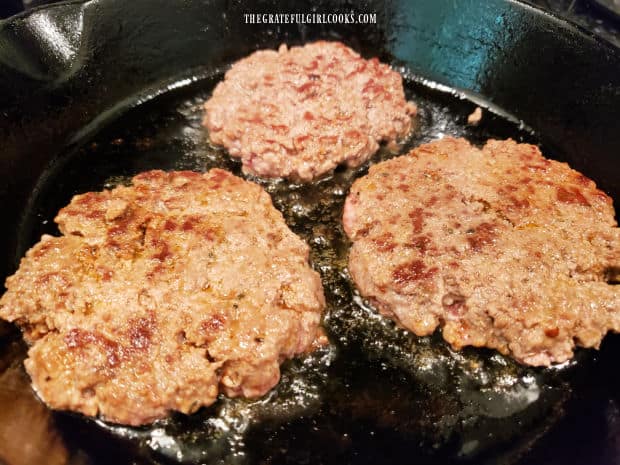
[203,41,417,181]
[343,137,620,366]
[0,169,325,425]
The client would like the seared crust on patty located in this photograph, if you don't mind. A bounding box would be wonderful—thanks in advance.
[0,169,325,425]
[343,138,620,366]
[203,41,416,181]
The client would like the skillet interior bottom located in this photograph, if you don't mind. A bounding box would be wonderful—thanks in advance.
[3,70,615,465]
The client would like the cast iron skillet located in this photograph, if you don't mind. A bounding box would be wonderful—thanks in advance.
[0,1,619,464]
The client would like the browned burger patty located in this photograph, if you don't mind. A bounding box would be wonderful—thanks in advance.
[343,137,620,366]
[0,169,325,425]
[203,41,417,181]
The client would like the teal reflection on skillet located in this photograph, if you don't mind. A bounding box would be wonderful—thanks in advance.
[387,0,525,91]
[4,70,595,465]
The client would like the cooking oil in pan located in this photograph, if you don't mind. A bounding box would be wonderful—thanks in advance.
[7,71,598,465]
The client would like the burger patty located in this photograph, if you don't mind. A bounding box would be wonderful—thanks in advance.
[0,169,325,425]
[343,138,620,366]
[203,41,417,181]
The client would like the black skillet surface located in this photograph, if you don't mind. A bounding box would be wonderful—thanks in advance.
[0,1,619,465]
